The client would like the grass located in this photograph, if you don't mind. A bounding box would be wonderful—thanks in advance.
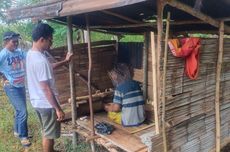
[0,86,106,152]
[0,87,43,152]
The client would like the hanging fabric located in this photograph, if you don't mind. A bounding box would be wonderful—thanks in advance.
[168,38,201,80]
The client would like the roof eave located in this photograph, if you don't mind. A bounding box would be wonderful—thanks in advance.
[6,0,147,21]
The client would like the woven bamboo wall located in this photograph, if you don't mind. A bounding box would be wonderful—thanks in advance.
[150,38,230,152]
[49,40,116,104]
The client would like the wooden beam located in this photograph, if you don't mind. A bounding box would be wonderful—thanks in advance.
[150,31,160,135]
[166,0,230,33]
[101,10,142,24]
[143,32,149,100]
[162,12,170,152]
[166,0,219,27]
[215,21,224,152]
[85,14,96,152]
[67,16,78,150]
[172,20,206,25]
[67,90,114,102]
[173,30,221,35]
[90,23,155,29]
[50,19,123,36]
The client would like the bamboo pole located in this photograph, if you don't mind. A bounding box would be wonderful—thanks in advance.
[143,32,149,100]
[67,16,78,150]
[215,21,224,152]
[150,31,159,135]
[85,14,96,152]
[162,12,171,152]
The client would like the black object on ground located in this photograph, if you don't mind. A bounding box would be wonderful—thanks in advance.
[95,122,115,135]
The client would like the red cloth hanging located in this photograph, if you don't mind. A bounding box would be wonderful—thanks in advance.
[168,38,201,80]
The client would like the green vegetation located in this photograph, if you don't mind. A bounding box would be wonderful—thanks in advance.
[0,86,42,152]
[0,85,106,151]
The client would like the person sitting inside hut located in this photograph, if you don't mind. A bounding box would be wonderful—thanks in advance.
[104,63,145,127]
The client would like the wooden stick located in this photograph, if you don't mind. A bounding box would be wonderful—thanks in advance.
[143,32,149,100]
[150,31,159,135]
[68,90,114,103]
[130,124,155,134]
[215,21,224,152]
[85,14,96,152]
[76,90,113,100]
[162,12,171,152]
[67,16,78,149]
[166,0,230,33]
[76,73,99,91]
[86,135,101,142]
[101,10,142,24]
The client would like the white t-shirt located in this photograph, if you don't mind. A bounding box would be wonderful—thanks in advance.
[26,50,58,108]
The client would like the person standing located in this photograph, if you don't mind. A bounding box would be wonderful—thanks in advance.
[26,23,72,152]
[0,31,31,147]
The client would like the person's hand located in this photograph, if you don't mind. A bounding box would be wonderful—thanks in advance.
[65,52,73,62]
[56,109,65,121]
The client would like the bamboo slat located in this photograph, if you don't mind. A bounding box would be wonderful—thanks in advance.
[151,38,230,152]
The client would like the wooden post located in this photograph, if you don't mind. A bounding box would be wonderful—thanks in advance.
[85,14,96,152]
[143,32,149,100]
[215,21,224,152]
[162,12,171,152]
[67,16,77,149]
[150,32,160,135]
[153,0,165,135]
[114,35,119,58]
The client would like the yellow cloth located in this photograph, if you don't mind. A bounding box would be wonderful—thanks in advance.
[108,112,122,124]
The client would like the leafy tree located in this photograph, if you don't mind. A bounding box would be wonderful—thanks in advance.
[0,0,12,22]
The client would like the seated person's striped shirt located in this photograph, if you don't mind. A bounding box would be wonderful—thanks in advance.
[113,79,145,126]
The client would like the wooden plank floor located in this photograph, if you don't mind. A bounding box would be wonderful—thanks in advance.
[94,112,155,134]
[76,113,154,152]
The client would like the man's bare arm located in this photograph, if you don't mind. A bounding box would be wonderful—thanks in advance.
[52,60,68,69]
[39,80,65,121]
[52,52,73,69]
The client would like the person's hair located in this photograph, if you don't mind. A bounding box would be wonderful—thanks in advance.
[108,63,131,87]
[32,23,54,42]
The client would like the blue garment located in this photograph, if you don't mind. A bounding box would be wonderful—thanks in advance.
[0,48,26,87]
[113,80,145,126]
[4,84,28,138]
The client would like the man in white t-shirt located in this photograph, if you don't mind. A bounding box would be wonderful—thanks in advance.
[26,23,72,152]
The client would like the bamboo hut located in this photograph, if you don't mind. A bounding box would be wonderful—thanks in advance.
[6,0,230,152]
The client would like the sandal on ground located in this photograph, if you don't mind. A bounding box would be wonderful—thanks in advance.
[21,138,32,147]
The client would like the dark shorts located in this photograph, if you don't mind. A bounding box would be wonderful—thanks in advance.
[35,108,61,139]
